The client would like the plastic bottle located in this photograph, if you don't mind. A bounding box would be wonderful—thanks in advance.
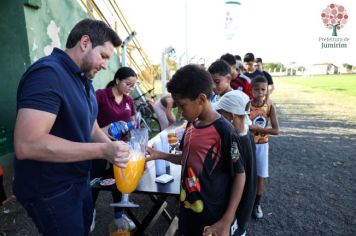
[108,212,130,236]
[108,121,134,140]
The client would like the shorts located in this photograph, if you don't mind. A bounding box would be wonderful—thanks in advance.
[256,143,269,178]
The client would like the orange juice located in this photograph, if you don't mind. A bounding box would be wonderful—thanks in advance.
[110,231,130,236]
[114,151,145,194]
[167,132,177,144]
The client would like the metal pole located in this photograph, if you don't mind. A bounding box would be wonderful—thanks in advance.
[121,31,137,67]
[161,52,167,96]
[121,44,127,66]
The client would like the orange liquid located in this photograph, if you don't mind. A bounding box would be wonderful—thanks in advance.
[110,231,130,236]
[113,152,145,194]
[168,133,177,144]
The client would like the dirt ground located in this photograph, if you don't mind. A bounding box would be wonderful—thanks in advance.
[1,79,356,236]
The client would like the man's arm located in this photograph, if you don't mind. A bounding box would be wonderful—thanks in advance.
[14,108,129,167]
[91,120,111,143]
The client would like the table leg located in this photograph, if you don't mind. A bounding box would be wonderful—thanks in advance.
[133,195,167,235]
[149,195,174,222]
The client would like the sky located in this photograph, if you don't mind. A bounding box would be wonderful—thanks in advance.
[116,0,355,67]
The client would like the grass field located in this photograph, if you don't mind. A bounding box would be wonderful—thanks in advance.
[275,74,356,97]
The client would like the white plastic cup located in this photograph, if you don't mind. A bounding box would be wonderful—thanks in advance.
[160,133,170,169]
[155,159,166,177]
[153,138,166,176]
[160,133,170,152]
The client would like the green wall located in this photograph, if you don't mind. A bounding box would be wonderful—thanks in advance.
[0,0,121,196]
[0,1,29,157]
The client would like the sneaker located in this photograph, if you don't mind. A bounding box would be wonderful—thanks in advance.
[253,204,263,219]
[89,208,96,232]
[122,213,136,230]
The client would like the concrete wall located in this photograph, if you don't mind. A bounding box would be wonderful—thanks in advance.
[0,0,121,198]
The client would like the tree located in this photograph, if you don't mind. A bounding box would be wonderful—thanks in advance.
[264,63,282,72]
[321,4,348,36]
[342,63,353,72]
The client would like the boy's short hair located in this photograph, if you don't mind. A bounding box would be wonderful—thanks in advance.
[235,55,242,61]
[255,57,263,63]
[208,59,231,76]
[167,64,213,100]
[243,53,255,63]
[220,53,236,66]
[215,90,250,115]
[251,76,268,87]
[66,18,122,49]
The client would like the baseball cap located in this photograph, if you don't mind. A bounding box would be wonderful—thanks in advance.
[214,90,250,115]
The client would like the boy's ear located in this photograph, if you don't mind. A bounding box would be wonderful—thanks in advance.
[197,93,208,104]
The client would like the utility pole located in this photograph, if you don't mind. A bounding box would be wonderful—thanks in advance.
[121,31,137,66]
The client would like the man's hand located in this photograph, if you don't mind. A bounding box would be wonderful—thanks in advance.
[105,141,130,168]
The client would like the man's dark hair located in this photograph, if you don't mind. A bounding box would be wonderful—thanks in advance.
[220,53,236,66]
[255,57,263,63]
[66,18,122,49]
[208,59,231,76]
[235,55,242,61]
[251,76,268,87]
[167,64,212,100]
[243,52,255,63]
[106,66,137,88]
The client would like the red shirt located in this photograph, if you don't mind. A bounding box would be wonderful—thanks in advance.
[96,87,135,127]
[230,74,252,99]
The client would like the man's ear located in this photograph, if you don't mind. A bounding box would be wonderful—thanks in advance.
[79,35,91,51]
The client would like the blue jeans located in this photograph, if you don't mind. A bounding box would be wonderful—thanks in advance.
[18,181,93,236]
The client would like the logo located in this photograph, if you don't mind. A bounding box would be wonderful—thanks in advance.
[230,141,240,161]
[319,3,350,49]
[321,4,348,36]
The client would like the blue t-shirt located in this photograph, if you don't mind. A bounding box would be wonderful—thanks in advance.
[13,48,98,200]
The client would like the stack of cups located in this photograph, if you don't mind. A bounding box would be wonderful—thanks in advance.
[153,137,166,177]
[160,133,170,170]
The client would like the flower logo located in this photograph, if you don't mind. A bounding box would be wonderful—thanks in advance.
[321,4,348,36]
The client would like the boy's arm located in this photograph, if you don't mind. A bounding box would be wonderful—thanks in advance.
[146,147,182,165]
[203,173,246,236]
[250,104,279,135]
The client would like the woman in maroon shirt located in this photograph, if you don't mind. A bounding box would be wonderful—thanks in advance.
[96,67,137,134]
[90,67,137,231]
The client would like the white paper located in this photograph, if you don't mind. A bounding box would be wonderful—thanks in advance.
[155,174,173,184]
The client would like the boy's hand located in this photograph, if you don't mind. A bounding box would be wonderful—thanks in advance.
[145,146,159,161]
[249,125,258,132]
[203,219,230,236]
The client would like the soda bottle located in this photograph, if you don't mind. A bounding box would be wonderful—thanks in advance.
[108,121,134,140]
[108,212,130,236]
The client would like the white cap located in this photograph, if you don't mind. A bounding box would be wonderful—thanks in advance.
[214,90,251,115]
